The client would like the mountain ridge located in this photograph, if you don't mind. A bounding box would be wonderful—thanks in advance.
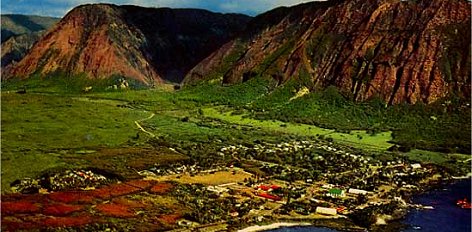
[3,4,251,85]
[1,14,59,42]
[3,0,470,104]
[1,14,60,68]
[185,0,471,104]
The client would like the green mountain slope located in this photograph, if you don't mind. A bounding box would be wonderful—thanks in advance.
[185,0,471,105]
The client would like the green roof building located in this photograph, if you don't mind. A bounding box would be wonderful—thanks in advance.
[327,188,345,198]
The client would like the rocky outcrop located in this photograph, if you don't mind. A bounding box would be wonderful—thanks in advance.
[185,0,471,104]
[4,4,251,85]
[1,14,59,68]
[1,14,59,42]
[1,32,43,67]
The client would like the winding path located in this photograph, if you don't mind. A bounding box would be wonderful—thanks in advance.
[72,96,158,138]
[134,113,156,138]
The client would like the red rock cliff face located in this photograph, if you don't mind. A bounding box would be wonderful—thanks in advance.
[186,0,471,104]
[4,4,251,85]
[4,4,161,85]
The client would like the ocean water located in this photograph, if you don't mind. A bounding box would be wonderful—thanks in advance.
[402,179,471,232]
[269,179,471,232]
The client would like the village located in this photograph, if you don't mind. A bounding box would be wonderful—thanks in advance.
[6,138,453,230]
[134,139,448,229]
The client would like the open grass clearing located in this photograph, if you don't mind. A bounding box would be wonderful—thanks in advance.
[404,149,449,164]
[1,93,149,151]
[1,93,159,192]
[1,151,67,193]
[202,107,393,151]
[147,169,252,186]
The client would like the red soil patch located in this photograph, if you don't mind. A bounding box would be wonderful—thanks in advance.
[2,193,47,203]
[89,187,113,199]
[42,215,93,228]
[96,203,135,218]
[2,215,50,231]
[43,203,84,216]
[159,213,181,224]
[2,219,37,231]
[92,183,142,199]
[1,201,40,215]
[112,198,146,209]
[126,179,155,190]
[109,183,142,197]
[150,182,173,194]
[48,191,95,204]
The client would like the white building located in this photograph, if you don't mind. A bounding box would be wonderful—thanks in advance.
[207,186,228,194]
[411,163,422,169]
[348,188,368,195]
[316,207,337,216]
[322,184,334,189]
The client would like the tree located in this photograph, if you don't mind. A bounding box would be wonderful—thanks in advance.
[349,209,376,228]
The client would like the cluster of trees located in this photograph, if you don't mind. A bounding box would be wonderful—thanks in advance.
[248,84,470,153]
[2,72,149,93]
[349,201,403,228]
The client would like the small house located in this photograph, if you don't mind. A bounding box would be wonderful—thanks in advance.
[327,188,345,198]
[257,192,281,201]
[257,184,281,191]
[348,188,368,195]
[177,220,194,227]
[322,184,334,189]
[207,186,228,194]
[230,211,239,217]
[316,207,337,216]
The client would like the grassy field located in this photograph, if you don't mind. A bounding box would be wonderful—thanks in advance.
[202,107,393,151]
[0,90,275,192]
[1,75,470,192]
[1,92,150,190]
[1,93,149,151]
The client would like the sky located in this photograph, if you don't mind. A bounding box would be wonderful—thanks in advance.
[1,0,319,17]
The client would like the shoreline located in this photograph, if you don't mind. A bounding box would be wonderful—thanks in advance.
[236,178,472,232]
[237,222,312,232]
[452,173,472,179]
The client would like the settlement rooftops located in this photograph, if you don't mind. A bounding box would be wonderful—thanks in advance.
[316,207,337,216]
[411,163,422,169]
[257,184,281,191]
[348,188,368,195]
[327,188,345,198]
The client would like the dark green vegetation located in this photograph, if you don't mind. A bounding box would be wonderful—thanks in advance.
[249,82,470,154]
[183,76,470,154]
[2,72,148,93]
[1,73,470,193]
[1,14,59,42]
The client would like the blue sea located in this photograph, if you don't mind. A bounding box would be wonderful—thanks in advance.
[268,179,471,232]
[402,179,471,232]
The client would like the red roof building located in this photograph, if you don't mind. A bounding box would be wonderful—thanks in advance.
[257,193,281,201]
[257,185,281,191]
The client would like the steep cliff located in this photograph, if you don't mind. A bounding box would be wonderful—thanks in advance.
[186,0,471,104]
[4,4,251,85]
[1,32,43,67]
[1,14,59,68]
